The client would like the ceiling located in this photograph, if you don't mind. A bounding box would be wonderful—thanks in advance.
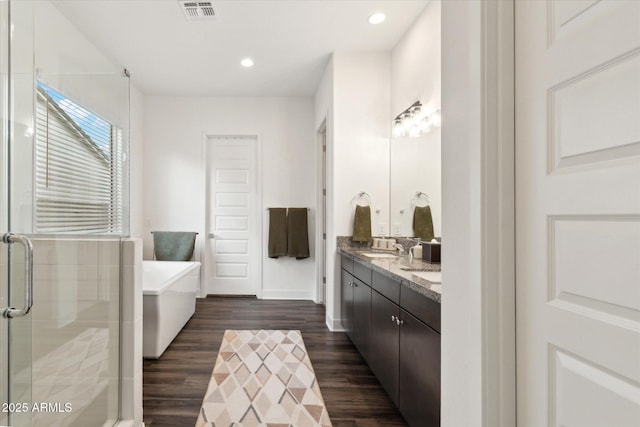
[52,0,429,97]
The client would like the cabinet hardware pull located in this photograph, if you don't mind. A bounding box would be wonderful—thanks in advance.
[2,233,34,318]
[396,318,404,326]
[391,315,396,322]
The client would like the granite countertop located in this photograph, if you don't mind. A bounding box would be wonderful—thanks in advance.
[337,247,441,303]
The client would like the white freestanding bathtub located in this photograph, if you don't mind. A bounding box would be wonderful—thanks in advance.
[143,261,201,358]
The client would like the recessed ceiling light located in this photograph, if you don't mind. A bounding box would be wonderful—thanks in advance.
[241,58,254,68]
[368,13,386,25]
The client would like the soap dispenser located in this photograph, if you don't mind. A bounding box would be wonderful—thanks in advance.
[410,242,423,261]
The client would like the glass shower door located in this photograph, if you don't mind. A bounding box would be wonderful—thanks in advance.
[2,1,130,425]
[1,0,35,426]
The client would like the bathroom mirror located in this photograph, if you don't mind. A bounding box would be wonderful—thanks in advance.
[388,0,441,240]
[389,127,441,238]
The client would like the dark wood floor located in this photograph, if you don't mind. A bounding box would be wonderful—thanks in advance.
[143,297,408,427]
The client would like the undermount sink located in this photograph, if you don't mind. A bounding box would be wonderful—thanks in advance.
[411,271,442,283]
[360,252,399,259]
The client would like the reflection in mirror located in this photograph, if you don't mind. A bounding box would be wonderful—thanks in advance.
[389,0,441,240]
[390,128,441,238]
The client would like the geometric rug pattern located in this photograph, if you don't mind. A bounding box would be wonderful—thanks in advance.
[196,330,332,427]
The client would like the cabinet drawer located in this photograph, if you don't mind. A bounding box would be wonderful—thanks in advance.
[400,285,440,333]
[341,255,354,274]
[353,260,372,285]
[372,270,400,304]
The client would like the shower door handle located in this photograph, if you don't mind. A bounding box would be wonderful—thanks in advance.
[2,233,34,319]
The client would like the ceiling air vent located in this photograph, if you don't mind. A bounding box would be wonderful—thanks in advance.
[179,1,216,22]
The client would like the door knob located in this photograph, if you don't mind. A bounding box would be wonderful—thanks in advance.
[208,233,219,239]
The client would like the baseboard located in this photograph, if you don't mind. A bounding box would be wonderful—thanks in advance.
[112,420,143,427]
[260,289,315,300]
[325,314,345,332]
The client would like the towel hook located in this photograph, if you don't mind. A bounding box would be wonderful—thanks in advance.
[352,191,372,206]
[410,191,430,208]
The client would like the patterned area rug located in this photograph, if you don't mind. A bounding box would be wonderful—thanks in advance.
[196,330,332,427]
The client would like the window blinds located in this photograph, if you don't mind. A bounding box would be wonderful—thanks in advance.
[35,85,124,235]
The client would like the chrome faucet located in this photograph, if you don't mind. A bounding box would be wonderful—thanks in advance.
[392,243,405,255]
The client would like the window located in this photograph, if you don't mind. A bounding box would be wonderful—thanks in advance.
[35,82,124,234]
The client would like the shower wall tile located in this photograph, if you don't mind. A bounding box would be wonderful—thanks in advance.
[98,239,122,265]
[120,371,143,425]
[123,238,142,266]
[122,265,141,323]
[31,238,122,427]
[121,238,143,427]
[121,319,143,383]
[33,239,102,265]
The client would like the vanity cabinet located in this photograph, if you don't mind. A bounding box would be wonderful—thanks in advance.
[352,277,371,361]
[340,253,441,427]
[369,289,400,405]
[341,268,354,339]
[341,256,372,362]
[399,308,440,427]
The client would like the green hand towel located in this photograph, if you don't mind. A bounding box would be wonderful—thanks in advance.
[287,208,310,260]
[413,206,435,242]
[268,208,287,258]
[353,205,372,243]
[153,231,197,261]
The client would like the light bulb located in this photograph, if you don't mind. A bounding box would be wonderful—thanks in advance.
[420,119,432,134]
[392,119,403,138]
[410,106,422,124]
[430,110,441,127]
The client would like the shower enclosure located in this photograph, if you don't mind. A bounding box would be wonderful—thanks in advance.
[1,1,130,426]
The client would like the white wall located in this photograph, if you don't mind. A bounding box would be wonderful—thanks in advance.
[441,0,483,425]
[142,96,317,299]
[389,0,442,237]
[315,52,391,329]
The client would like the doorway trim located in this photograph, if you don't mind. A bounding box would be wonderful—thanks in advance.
[315,119,327,304]
[201,132,263,299]
[479,1,515,425]
[441,0,515,426]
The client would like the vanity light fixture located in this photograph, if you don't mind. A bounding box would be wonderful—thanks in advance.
[368,12,386,25]
[392,101,441,139]
[240,57,254,68]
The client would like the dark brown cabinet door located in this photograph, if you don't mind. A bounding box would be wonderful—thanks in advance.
[399,309,440,427]
[369,290,400,405]
[352,278,371,363]
[341,269,354,339]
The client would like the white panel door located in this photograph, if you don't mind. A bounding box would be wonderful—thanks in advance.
[206,136,258,295]
[516,1,640,426]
